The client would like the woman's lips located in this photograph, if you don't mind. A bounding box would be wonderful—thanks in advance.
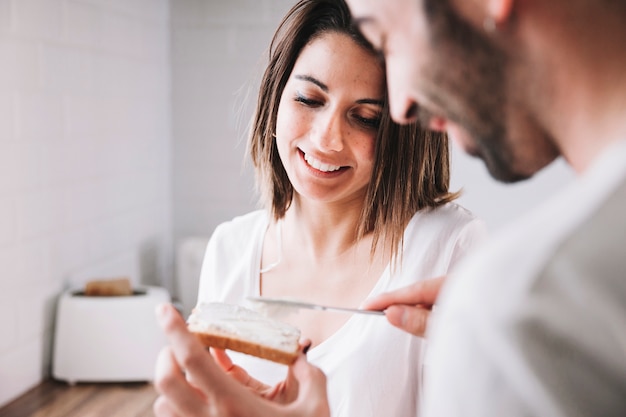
[299,149,347,175]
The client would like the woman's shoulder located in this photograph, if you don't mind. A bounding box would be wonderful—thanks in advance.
[410,202,482,229]
[210,210,269,247]
[404,202,487,245]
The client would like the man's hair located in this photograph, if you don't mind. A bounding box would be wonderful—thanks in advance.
[248,0,458,262]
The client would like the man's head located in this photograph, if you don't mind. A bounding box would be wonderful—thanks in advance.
[346,0,560,183]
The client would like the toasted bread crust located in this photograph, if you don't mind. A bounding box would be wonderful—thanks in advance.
[190,331,298,365]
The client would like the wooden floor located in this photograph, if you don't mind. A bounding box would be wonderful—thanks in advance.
[0,380,158,417]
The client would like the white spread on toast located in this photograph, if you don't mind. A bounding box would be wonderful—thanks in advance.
[187,302,300,352]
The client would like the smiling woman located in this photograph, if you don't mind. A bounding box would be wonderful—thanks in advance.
[157,0,486,416]
[274,31,383,205]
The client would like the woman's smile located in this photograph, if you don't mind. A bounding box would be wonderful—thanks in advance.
[275,31,384,203]
[300,149,348,175]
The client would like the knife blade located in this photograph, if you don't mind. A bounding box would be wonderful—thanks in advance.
[247,296,385,316]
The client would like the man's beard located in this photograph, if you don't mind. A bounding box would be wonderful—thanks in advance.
[420,0,532,183]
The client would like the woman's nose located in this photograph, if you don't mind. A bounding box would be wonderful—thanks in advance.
[312,113,344,152]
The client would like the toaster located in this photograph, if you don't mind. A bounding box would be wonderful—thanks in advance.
[52,285,170,384]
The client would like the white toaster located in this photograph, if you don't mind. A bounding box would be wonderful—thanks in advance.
[52,286,170,384]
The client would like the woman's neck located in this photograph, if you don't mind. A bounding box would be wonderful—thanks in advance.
[281,196,367,262]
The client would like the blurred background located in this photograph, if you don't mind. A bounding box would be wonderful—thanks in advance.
[0,0,573,408]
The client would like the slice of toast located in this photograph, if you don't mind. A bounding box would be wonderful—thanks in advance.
[187,302,301,365]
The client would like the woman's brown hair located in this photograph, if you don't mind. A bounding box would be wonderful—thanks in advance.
[249,0,458,262]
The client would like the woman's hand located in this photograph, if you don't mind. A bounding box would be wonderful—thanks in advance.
[153,303,330,417]
[362,276,446,337]
[211,340,312,404]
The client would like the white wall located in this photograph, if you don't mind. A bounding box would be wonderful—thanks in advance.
[170,0,296,244]
[0,0,172,407]
[450,145,575,232]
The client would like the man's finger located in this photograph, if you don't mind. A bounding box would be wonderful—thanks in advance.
[384,305,431,337]
[361,276,446,311]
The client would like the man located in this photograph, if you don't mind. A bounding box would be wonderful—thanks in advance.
[154,0,626,415]
[351,1,626,415]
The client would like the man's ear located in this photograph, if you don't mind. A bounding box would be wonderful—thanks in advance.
[487,0,514,25]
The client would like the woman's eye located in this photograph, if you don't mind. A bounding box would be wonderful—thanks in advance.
[355,115,381,129]
[294,94,322,107]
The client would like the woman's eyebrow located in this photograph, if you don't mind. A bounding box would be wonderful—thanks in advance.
[295,74,383,106]
[294,74,328,92]
[357,98,384,106]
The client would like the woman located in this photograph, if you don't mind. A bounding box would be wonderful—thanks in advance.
[197,0,486,415]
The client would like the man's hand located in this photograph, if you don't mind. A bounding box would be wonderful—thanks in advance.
[153,303,330,417]
[362,276,445,337]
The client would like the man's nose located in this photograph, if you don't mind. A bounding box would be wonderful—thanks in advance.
[390,97,419,125]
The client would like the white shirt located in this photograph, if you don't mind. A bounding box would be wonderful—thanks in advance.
[198,203,486,417]
[423,140,626,417]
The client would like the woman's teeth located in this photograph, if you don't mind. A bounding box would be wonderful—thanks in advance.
[304,153,342,172]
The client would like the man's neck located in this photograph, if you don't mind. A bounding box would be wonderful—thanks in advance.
[526,3,626,173]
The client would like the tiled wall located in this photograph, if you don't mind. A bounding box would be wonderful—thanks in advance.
[0,0,172,406]
[170,0,295,244]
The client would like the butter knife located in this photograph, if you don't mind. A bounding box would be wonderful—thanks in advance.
[247,296,385,316]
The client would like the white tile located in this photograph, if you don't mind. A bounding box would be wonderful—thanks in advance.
[80,0,168,24]
[13,0,63,40]
[14,241,50,288]
[65,180,103,227]
[0,93,16,143]
[0,38,40,91]
[0,197,17,246]
[39,135,101,187]
[170,0,210,26]
[86,215,133,260]
[0,293,18,353]
[172,26,234,64]
[0,338,45,408]
[64,0,102,47]
[92,53,142,97]
[233,25,275,61]
[16,93,64,142]
[140,20,170,64]
[101,11,143,57]
[204,0,269,24]
[64,94,105,138]
[0,140,43,194]
[48,228,89,280]
[40,43,94,94]
[67,248,141,287]
[17,189,67,239]
[17,284,59,341]
[0,0,12,33]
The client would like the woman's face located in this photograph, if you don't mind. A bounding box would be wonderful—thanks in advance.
[275,31,385,206]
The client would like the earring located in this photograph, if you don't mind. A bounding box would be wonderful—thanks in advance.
[483,16,496,33]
